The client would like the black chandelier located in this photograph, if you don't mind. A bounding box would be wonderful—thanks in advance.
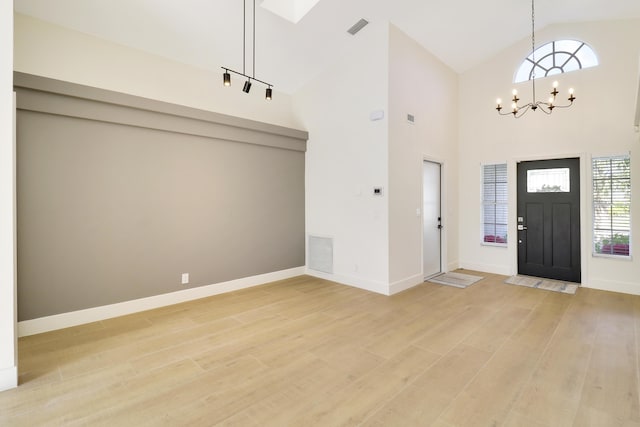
[496,0,576,118]
[222,0,273,100]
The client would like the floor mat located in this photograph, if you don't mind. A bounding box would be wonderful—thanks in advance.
[427,272,484,289]
[505,275,579,294]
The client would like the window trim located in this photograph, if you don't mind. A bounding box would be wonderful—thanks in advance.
[481,163,508,248]
[591,154,632,260]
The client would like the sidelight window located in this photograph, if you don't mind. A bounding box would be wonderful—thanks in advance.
[482,164,508,246]
[592,155,631,257]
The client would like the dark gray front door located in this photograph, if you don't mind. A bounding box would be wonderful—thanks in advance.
[517,158,581,283]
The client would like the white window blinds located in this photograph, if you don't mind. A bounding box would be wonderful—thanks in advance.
[592,155,631,257]
[482,164,508,245]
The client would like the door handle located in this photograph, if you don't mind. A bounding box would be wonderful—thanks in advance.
[517,225,528,230]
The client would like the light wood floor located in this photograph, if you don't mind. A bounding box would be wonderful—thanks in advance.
[2,271,640,426]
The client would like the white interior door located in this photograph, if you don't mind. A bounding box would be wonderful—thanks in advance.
[423,160,442,279]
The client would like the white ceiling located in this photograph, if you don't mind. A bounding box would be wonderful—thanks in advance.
[14,0,640,94]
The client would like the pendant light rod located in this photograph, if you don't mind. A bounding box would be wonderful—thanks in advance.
[253,0,256,78]
[243,0,246,75]
[530,0,536,104]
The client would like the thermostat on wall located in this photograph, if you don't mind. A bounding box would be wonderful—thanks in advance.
[370,110,385,121]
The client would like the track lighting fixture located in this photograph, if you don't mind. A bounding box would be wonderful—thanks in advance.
[221,68,273,98]
[222,0,273,101]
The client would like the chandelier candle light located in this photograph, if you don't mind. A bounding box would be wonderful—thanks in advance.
[222,0,273,100]
[496,0,576,118]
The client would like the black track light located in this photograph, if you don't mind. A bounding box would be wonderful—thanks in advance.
[222,0,273,102]
[220,68,273,99]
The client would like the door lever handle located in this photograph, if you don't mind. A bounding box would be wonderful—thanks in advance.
[517,225,527,230]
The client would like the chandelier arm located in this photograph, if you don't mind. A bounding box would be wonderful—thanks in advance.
[552,102,575,109]
[514,104,533,118]
[536,103,553,115]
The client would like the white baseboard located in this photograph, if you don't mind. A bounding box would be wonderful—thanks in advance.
[447,260,460,272]
[459,261,510,276]
[305,269,389,295]
[389,274,424,295]
[0,365,17,392]
[18,267,305,337]
[583,278,640,296]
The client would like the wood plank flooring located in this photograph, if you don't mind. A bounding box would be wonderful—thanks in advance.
[2,271,640,426]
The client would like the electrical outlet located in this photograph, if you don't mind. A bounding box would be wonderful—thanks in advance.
[181,273,189,285]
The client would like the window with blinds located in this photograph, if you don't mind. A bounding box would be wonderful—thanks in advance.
[592,155,631,257]
[482,164,508,246]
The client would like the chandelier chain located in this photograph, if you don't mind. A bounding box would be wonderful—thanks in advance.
[531,0,536,65]
[531,0,537,101]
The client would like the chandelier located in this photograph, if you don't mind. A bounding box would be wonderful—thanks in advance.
[222,0,273,100]
[496,0,576,118]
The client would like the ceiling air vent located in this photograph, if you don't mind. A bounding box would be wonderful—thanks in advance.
[347,19,369,35]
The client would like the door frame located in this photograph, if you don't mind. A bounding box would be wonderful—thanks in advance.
[509,153,589,284]
[422,155,447,278]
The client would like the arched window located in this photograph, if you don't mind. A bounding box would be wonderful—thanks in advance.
[514,40,598,83]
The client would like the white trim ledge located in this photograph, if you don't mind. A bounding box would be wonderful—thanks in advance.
[447,261,460,272]
[389,274,424,295]
[18,267,305,337]
[305,269,389,295]
[0,366,17,392]
[459,261,510,276]
[583,278,640,296]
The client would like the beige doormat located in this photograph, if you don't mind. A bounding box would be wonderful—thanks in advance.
[505,275,579,294]
[428,272,484,289]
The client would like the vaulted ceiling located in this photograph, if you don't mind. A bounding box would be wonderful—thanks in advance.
[14,0,640,94]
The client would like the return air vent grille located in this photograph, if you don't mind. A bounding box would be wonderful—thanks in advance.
[308,235,333,274]
[347,19,369,35]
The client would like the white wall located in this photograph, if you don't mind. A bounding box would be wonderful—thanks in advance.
[14,14,301,130]
[294,22,390,294]
[459,19,640,293]
[0,0,18,391]
[388,25,459,292]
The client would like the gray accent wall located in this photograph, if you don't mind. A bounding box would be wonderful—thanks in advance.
[15,73,307,321]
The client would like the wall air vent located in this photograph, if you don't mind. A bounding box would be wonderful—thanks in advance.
[347,19,369,35]
[308,235,333,274]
